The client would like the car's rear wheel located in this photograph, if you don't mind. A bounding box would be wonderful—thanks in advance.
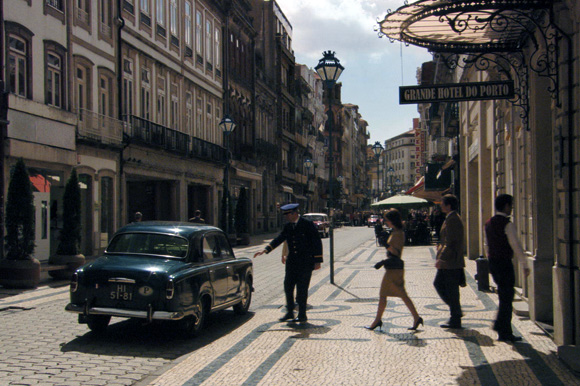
[233,277,252,315]
[180,297,209,337]
[86,315,111,332]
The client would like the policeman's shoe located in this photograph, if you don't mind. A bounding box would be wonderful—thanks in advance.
[498,334,523,342]
[440,320,462,329]
[279,311,295,322]
[297,313,308,323]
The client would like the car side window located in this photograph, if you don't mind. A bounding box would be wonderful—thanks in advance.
[202,234,221,262]
[216,233,234,259]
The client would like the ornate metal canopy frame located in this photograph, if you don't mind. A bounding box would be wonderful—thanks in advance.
[377,0,568,130]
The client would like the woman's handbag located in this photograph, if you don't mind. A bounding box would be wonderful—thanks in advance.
[374,251,404,270]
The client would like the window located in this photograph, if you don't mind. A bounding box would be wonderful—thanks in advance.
[75,0,91,27]
[46,52,63,108]
[75,59,92,116]
[157,76,166,125]
[140,67,151,120]
[196,11,203,60]
[122,58,134,119]
[99,0,113,39]
[170,0,178,37]
[196,96,202,138]
[156,0,165,26]
[141,0,150,14]
[185,91,193,137]
[170,83,178,129]
[47,0,64,11]
[205,20,213,68]
[184,2,192,48]
[8,34,30,98]
[214,26,221,75]
[99,73,112,118]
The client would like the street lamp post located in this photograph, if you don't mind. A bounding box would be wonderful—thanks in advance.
[315,50,344,285]
[372,141,384,200]
[220,115,236,235]
[304,158,312,212]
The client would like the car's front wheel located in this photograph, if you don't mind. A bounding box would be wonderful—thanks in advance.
[233,277,252,315]
[86,315,111,332]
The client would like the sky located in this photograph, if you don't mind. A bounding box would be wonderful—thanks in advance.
[275,0,433,143]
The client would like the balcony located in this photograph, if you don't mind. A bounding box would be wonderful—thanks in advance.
[190,136,226,164]
[77,109,123,146]
[124,115,225,163]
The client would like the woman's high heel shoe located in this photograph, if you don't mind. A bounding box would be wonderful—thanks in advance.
[408,317,424,331]
[365,320,383,331]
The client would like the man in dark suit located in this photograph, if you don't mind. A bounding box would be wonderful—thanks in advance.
[254,203,323,323]
[433,194,465,329]
[485,194,530,342]
[188,210,205,224]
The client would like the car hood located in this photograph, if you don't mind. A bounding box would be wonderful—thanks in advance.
[79,254,189,282]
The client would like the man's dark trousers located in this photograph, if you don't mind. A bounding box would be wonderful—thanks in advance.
[434,268,463,324]
[490,259,516,335]
[284,261,313,314]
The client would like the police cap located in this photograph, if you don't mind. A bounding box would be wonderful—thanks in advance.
[280,203,299,214]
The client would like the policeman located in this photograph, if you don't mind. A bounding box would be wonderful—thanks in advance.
[254,203,323,323]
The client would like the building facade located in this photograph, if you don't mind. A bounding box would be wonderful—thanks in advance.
[379,0,580,365]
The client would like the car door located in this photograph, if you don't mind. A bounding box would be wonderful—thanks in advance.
[202,233,229,306]
[215,233,239,301]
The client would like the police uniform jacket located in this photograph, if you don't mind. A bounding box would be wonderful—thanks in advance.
[265,217,323,269]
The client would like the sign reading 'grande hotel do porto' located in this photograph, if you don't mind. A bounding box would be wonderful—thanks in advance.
[399,81,515,104]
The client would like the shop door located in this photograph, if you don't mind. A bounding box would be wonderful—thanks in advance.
[33,193,50,262]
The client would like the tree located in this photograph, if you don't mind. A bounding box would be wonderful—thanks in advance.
[56,169,81,255]
[4,159,35,260]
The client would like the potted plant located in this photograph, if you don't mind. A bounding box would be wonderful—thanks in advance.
[235,188,250,245]
[48,169,85,279]
[0,159,40,289]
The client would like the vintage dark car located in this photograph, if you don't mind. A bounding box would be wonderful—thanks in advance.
[65,222,253,336]
[302,213,330,238]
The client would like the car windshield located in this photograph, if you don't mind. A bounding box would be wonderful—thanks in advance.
[304,215,326,222]
[106,233,189,258]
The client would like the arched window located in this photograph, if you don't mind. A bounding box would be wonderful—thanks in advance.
[45,41,67,109]
[5,22,34,99]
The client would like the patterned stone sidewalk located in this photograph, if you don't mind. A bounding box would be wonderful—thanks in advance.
[140,239,580,386]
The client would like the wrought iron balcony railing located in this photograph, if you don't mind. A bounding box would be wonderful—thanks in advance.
[124,115,225,163]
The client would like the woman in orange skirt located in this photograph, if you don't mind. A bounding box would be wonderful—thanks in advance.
[366,208,423,331]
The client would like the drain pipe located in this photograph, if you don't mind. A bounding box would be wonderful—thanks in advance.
[117,1,127,226]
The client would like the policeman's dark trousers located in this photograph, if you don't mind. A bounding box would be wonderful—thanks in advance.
[284,265,313,315]
[490,262,516,336]
[433,268,463,323]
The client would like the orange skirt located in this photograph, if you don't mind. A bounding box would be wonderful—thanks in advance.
[379,268,408,298]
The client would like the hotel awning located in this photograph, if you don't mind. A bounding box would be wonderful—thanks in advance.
[377,0,552,54]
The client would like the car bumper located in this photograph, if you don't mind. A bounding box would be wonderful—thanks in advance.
[65,302,185,321]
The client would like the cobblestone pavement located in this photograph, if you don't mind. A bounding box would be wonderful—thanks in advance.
[138,238,580,386]
[1,229,579,386]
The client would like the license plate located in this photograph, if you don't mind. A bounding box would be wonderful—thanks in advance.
[110,283,134,301]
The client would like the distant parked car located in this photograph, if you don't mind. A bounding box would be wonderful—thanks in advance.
[302,213,330,238]
[65,222,253,336]
[367,215,380,227]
